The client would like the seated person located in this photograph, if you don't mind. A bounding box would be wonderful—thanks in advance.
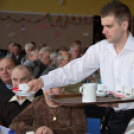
[10,87,87,134]
[70,45,81,60]
[6,42,16,58]
[0,65,43,127]
[11,44,24,65]
[29,46,51,78]
[0,58,16,105]
[21,42,35,64]
[42,52,57,75]
[55,51,83,94]
[23,49,39,66]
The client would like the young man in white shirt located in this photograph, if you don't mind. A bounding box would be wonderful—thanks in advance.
[27,1,134,134]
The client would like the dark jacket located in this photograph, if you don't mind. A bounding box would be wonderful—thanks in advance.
[0,89,43,127]
[11,53,24,65]
[29,58,47,78]
[42,63,57,75]
[0,82,14,105]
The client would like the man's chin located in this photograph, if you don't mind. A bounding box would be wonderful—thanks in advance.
[107,39,113,43]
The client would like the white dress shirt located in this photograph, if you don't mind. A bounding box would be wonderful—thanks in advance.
[41,32,134,110]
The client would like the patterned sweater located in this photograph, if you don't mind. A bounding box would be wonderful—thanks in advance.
[10,95,87,134]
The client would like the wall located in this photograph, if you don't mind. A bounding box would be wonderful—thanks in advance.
[0,0,133,50]
[0,12,93,50]
[0,0,112,15]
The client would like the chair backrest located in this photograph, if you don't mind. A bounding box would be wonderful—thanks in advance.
[87,118,101,134]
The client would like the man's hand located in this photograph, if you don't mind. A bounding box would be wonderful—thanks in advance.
[35,126,53,134]
[27,77,44,92]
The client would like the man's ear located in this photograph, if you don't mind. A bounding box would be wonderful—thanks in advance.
[121,20,129,31]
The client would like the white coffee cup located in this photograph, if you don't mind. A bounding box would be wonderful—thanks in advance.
[125,87,134,97]
[26,131,35,134]
[19,83,30,93]
[116,85,125,95]
[96,84,107,95]
[79,83,97,102]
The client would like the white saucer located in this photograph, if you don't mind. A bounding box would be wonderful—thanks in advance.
[12,90,36,96]
[96,92,107,97]
[114,94,121,98]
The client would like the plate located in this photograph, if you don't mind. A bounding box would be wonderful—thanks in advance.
[12,90,36,96]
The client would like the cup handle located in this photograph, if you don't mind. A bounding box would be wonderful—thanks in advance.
[79,86,83,94]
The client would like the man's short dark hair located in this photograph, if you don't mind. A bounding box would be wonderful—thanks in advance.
[100,1,131,25]
[13,44,22,51]
[74,40,81,46]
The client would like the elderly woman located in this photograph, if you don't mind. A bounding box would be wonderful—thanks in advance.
[10,87,87,134]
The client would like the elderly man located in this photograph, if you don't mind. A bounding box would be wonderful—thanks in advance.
[6,42,16,58]
[0,58,16,104]
[54,51,82,94]
[24,49,39,66]
[21,42,35,64]
[0,65,43,127]
[56,51,71,67]
[11,44,24,65]
[10,86,87,134]
[29,46,51,78]
[70,45,81,60]
[42,52,57,75]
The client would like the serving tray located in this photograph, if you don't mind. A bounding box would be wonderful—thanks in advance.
[49,94,134,106]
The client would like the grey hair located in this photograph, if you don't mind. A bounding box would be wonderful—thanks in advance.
[11,65,33,77]
[70,45,81,52]
[39,46,52,55]
[30,48,39,56]
[50,52,57,61]
[55,53,63,66]
[25,42,34,51]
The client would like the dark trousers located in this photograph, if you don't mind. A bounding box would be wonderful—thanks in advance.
[101,108,134,134]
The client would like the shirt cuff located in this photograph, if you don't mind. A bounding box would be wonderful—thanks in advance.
[40,75,53,90]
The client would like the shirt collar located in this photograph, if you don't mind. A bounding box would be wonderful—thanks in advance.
[6,84,13,90]
[105,32,134,52]
[9,95,34,105]
[124,32,134,51]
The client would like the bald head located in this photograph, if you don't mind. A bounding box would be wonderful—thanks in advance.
[12,65,32,78]
[0,58,16,84]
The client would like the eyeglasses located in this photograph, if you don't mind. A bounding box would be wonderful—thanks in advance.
[63,57,71,61]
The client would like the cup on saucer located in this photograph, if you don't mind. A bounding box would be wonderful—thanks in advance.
[115,85,125,96]
[96,84,107,96]
[13,83,35,96]
[125,87,134,97]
